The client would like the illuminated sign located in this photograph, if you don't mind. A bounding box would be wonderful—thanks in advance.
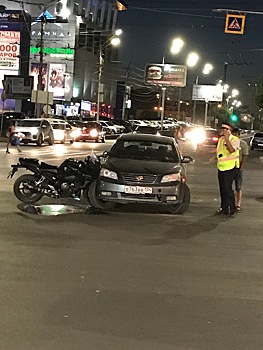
[192,85,223,102]
[0,31,20,70]
[225,14,246,35]
[30,46,74,59]
[145,63,187,87]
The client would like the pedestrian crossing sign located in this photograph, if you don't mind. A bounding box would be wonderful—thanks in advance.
[225,13,246,34]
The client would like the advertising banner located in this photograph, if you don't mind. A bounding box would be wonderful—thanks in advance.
[145,63,187,87]
[48,63,72,100]
[4,75,34,99]
[192,84,223,102]
[0,31,20,70]
[30,62,48,90]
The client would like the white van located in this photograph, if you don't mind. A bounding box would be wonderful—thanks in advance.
[47,119,81,143]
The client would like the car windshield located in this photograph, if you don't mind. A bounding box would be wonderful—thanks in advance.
[110,140,179,162]
[17,120,41,127]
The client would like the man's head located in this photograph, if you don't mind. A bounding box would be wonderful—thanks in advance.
[218,122,232,135]
[232,127,240,137]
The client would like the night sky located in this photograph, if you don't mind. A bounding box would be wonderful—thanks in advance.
[118,0,263,112]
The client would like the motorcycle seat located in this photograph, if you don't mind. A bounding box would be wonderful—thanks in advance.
[19,157,39,164]
[40,162,58,171]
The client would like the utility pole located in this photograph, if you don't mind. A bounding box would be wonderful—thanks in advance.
[35,14,46,117]
[121,61,130,120]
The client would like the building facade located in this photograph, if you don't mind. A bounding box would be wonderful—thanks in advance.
[0,0,124,116]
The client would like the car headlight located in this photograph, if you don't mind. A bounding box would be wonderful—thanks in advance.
[71,129,82,138]
[100,168,118,180]
[31,127,39,136]
[90,129,99,137]
[161,173,181,183]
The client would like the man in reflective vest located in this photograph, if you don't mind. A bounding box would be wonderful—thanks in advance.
[216,123,240,217]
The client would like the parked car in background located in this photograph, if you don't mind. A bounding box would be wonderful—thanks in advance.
[47,118,81,143]
[133,125,160,135]
[250,132,263,150]
[15,118,54,146]
[75,121,105,143]
[99,120,118,134]
[89,133,192,214]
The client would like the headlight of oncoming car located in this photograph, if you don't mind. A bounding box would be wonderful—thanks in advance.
[161,173,181,183]
[90,129,99,137]
[100,168,118,180]
[31,127,39,136]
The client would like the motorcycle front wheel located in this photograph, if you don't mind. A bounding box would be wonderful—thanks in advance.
[13,174,44,203]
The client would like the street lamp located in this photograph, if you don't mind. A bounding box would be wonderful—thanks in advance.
[96,29,122,121]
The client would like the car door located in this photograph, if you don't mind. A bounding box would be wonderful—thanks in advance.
[41,120,51,140]
[65,123,72,141]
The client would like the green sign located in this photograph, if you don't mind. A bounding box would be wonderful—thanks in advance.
[30,46,74,58]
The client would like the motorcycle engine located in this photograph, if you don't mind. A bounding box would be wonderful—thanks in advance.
[61,182,70,192]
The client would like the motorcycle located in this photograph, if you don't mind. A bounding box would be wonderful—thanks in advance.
[7,155,114,209]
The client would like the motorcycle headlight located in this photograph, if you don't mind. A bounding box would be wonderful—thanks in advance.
[161,173,181,183]
[100,168,118,180]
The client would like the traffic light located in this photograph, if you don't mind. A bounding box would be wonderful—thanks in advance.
[230,113,239,123]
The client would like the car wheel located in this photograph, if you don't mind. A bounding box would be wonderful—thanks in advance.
[101,137,105,143]
[70,139,74,144]
[85,180,116,210]
[166,185,190,214]
[36,134,43,146]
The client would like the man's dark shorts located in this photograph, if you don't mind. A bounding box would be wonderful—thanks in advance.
[234,168,243,192]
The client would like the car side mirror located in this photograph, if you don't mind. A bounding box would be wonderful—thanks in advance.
[181,156,193,163]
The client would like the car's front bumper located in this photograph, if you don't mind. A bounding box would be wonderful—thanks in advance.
[98,179,184,204]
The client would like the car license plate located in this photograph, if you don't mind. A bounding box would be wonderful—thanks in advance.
[124,186,152,194]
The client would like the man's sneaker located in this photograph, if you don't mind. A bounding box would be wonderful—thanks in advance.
[215,208,228,216]
[215,208,223,214]
[236,206,242,213]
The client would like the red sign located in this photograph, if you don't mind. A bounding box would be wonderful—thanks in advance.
[0,31,20,70]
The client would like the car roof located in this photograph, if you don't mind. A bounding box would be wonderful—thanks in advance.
[47,118,67,123]
[17,118,49,122]
[117,133,174,144]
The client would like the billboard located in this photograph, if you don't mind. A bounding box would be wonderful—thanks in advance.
[48,63,72,100]
[145,63,187,87]
[192,85,223,102]
[30,62,48,90]
[0,31,20,71]
[3,75,34,99]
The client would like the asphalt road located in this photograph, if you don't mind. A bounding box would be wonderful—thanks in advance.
[0,138,263,350]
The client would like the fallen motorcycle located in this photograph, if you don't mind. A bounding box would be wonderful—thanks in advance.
[7,155,114,209]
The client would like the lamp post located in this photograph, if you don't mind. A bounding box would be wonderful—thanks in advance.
[96,29,122,121]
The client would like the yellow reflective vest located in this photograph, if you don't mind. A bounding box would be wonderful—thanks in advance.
[217,135,240,171]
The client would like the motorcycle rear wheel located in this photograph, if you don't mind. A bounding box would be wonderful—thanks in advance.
[14,174,44,203]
